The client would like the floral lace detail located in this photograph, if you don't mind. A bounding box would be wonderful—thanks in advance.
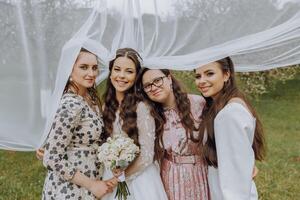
[112,102,155,181]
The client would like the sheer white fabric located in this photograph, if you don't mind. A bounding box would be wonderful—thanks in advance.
[0,0,300,150]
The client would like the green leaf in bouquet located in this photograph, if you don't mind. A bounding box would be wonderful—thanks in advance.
[110,160,116,169]
[118,160,129,168]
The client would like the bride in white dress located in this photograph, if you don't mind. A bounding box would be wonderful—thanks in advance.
[101,48,168,200]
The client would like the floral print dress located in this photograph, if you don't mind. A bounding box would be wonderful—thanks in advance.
[42,92,104,200]
[160,94,210,200]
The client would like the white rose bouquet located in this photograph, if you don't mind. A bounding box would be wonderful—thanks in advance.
[98,134,140,200]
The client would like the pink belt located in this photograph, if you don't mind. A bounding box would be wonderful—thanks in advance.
[164,153,203,164]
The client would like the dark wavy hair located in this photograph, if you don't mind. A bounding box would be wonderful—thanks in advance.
[102,48,142,145]
[136,68,198,164]
[197,57,266,168]
[64,48,102,111]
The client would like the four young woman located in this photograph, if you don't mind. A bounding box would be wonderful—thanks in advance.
[41,47,265,200]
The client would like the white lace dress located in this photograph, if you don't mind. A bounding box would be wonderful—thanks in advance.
[102,102,168,200]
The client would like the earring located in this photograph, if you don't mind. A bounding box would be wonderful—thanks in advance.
[69,77,73,82]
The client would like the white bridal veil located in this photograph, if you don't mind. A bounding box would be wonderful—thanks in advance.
[0,0,300,151]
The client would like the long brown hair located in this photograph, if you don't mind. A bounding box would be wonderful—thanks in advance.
[136,68,198,164]
[64,48,102,112]
[198,57,266,167]
[102,48,142,145]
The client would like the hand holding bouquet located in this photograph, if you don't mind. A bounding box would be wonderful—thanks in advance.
[98,134,140,200]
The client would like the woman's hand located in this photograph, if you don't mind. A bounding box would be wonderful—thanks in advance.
[36,148,44,160]
[252,165,259,179]
[105,177,119,188]
[89,180,113,198]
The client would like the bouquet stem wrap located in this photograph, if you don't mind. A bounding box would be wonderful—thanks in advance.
[115,172,130,200]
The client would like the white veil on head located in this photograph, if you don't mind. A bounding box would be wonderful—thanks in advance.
[1,0,300,150]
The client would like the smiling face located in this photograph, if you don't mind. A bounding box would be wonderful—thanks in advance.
[70,51,99,93]
[194,61,230,99]
[110,56,137,94]
[142,69,173,104]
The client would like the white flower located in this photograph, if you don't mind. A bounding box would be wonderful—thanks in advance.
[97,135,140,169]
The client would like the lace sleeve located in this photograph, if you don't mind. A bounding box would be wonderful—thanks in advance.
[125,102,155,181]
[43,94,83,181]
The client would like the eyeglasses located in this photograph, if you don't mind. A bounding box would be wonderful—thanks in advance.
[143,76,167,93]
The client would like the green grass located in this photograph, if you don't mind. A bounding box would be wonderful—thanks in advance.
[252,77,300,200]
[1,72,299,200]
[0,151,45,200]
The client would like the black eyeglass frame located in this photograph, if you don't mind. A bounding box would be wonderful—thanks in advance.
[143,76,167,93]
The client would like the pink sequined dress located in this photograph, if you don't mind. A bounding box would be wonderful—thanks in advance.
[160,94,210,200]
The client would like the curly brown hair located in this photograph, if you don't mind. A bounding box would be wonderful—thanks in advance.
[64,48,102,112]
[136,68,198,164]
[197,57,266,168]
[102,48,142,145]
